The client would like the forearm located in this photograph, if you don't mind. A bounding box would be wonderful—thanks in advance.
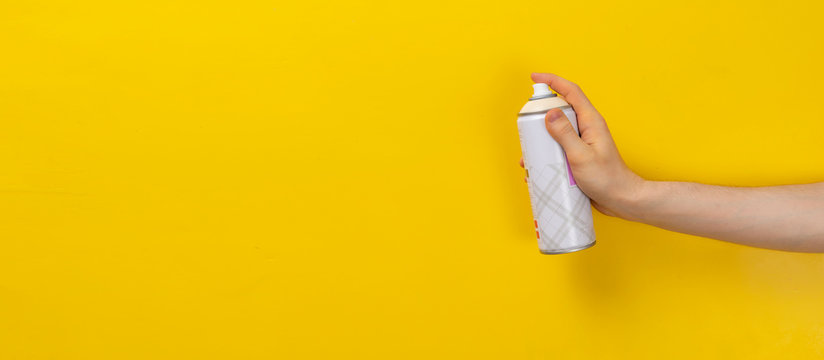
[527,73,824,253]
[618,181,824,252]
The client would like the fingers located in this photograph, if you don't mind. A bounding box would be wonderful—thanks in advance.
[530,73,597,116]
[531,72,610,137]
[545,109,590,163]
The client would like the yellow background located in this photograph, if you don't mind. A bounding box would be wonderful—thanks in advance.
[1,0,824,358]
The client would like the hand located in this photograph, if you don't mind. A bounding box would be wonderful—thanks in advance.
[520,73,824,252]
[520,73,646,219]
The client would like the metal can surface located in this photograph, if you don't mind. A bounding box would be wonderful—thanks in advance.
[517,84,596,254]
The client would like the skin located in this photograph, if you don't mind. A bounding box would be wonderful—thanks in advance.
[521,72,824,253]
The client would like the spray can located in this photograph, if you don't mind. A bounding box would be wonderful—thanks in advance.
[517,83,595,254]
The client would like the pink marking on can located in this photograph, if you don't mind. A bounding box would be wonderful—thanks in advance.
[564,153,577,186]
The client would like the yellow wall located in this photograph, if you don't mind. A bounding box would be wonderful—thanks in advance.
[2,0,824,358]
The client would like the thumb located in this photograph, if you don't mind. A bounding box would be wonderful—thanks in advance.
[545,108,588,159]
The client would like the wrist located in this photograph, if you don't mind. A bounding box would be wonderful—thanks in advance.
[613,177,656,222]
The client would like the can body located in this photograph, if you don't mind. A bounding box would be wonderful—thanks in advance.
[517,105,595,254]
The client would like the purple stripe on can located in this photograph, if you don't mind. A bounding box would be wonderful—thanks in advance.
[564,153,577,186]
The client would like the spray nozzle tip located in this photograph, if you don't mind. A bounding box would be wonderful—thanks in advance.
[532,83,552,98]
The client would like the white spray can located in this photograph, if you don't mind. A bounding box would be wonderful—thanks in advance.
[518,83,595,254]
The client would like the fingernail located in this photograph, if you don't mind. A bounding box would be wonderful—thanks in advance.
[548,110,563,123]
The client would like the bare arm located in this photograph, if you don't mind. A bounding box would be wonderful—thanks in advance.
[623,181,824,252]
[524,72,824,253]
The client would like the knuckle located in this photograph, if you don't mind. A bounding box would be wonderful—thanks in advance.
[570,83,586,97]
[554,121,575,136]
[568,148,594,165]
[564,80,580,91]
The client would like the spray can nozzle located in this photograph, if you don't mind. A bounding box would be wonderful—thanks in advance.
[530,83,555,100]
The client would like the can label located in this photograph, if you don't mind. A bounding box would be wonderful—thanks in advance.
[518,108,595,254]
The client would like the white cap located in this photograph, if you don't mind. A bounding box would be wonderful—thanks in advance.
[532,83,552,98]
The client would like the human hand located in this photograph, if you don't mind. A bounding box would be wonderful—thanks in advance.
[520,73,646,219]
[519,74,824,253]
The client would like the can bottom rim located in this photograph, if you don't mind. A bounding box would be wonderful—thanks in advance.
[539,241,596,255]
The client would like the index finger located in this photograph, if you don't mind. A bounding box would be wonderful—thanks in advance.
[530,73,597,116]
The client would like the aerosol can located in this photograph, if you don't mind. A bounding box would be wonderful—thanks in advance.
[517,83,595,254]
